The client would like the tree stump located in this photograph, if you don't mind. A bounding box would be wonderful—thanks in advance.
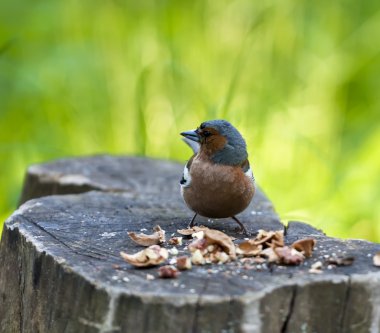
[1,155,380,333]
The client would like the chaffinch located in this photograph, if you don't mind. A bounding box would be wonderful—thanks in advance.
[180,119,255,235]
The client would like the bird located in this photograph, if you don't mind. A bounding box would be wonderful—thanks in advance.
[180,119,255,235]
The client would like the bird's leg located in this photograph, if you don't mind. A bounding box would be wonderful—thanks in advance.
[231,216,249,236]
[188,213,198,228]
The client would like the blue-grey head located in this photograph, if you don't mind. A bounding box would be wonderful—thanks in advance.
[180,119,248,165]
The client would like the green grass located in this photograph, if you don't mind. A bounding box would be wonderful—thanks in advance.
[1,0,380,241]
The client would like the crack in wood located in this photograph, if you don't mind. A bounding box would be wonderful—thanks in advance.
[227,294,240,332]
[18,235,24,333]
[191,279,209,333]
[339,277,351,333]
[280,285,297,333]
[79,291,120,333]
[283,223,288,237]
[25,216,110,261]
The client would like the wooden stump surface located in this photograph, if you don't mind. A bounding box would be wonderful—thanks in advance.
[1,155,380,333]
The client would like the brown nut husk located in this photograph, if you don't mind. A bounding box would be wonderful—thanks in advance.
[254,230,284,248]
[128,225,166,246]
[236,241,262,257]
[203,229,236,260]
[120,245,168,267]
[291,238,316,257]
[177,226,209,236]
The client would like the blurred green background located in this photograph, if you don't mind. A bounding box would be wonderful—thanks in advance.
[1,0,380,241]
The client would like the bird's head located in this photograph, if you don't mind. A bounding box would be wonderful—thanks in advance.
[180,119,248,165]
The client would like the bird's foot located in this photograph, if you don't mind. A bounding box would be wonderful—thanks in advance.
[231,216,250,237]
[187,213,198,229]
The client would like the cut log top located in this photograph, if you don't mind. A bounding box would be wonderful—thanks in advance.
[1,155,380,333]
[19,155,276,216]
[18,155,182,206]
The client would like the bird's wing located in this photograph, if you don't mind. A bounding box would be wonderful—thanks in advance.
[241,159,255,183]
[182,137,200,154]
[180,154,195,188]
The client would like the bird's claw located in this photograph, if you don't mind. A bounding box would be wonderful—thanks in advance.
[232,216,249,237]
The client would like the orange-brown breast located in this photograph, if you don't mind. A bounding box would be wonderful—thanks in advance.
[182,157,255,218]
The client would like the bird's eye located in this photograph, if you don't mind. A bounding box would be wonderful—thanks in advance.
[203,130,211,137]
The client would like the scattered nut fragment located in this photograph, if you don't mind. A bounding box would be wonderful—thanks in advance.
[122,226,320,275]
[207,245,215,252]
[253,257,266,264]
[120,245,168,267]
[168,247,179,256]
[191,249,206,265]
[203,229,236,260]
[260,247,279,263]
[275,247,304,265]
[177,226,209,236]
[186,228,236,264]
[188,238,207,252]
[153,225,166,238]
[240,257,266,265]
[309,261,323,274]
[169,257,177,265]
[255,230,284,248]
[128,225,166,246]
[177,228,195,236]
[168,237,183,246]
[193,226,210,232]
[176,256,192,270]
[326,256,354,266]
[215,251,230,264]
[146,274,155,280]
[158,265,180,279]
[309,268,323,274]
[291,238,316,257]
[373,252,380,267]
[311,261,323,269]
[192,230,205,239]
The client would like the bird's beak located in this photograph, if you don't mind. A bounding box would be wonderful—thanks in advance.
[180,129,200,143]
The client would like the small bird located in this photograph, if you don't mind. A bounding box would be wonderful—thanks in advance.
[180,119,255,234]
